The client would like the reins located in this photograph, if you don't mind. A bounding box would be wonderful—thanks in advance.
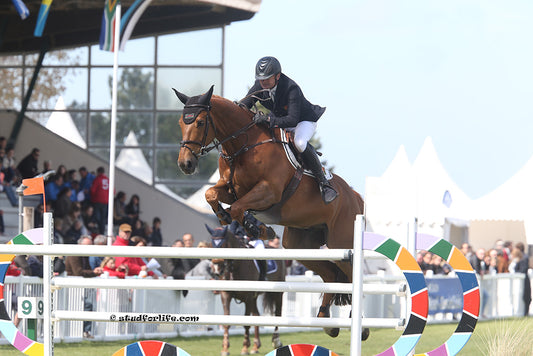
[180,91,285,200]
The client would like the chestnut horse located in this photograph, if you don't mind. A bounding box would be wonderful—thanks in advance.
[174,85,365,337]
[209,225,285,355]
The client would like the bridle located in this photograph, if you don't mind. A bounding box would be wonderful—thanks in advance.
[179,103,217,160]
[180,89,281,163]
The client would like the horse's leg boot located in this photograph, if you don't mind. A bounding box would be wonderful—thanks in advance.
[301,144,338,204]
[243,211,262,239]
[243,211,275,240]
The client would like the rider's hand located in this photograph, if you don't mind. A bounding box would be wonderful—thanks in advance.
[253,112,269,124]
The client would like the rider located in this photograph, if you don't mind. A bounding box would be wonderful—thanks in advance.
[239,56,338,204]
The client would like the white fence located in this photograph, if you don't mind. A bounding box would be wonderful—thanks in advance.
[0,272,406,343]
[2,269,530,346]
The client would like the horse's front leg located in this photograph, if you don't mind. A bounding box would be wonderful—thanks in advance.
[230,181,280,239]
[206,179,235,225]
[220,292,231,356]
[250,325,261,354]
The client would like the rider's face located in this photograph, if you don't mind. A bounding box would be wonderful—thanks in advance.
[259,73,280,89]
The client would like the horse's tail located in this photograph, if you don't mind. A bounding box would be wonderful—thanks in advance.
[262,292,282,316]
[332,293,352,306]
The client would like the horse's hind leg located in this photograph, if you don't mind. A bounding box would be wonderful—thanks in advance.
[242,299,261,355]
[283,227,342,337]
[300,260,340,337]
[242,325,251,355]
[271,292,283,348]
[251,325,261,354]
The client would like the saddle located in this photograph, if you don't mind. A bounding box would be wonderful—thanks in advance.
[278,129,333,180]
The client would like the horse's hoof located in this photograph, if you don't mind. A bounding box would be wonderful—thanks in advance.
[240,351,249,355]
[221,352,230,356]
[250,350,260,355]
[272,339,283,349]
[362,327,370,341]
[324,327,340,338]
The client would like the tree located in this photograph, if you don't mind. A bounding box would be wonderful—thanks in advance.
[0,52,76,117]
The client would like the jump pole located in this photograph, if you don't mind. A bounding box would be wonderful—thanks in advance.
[43,212,53,356]
[350,214,365,356]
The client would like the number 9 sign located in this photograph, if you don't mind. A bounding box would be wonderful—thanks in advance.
[18,298,44,319]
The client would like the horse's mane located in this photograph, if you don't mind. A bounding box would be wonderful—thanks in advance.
[212,95,268,124]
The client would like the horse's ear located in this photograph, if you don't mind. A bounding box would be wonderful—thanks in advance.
[199,85,214,105]
[205,224,215,236]
[172,88,190,105]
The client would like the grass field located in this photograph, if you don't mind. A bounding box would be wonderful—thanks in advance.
[0,318,531,355]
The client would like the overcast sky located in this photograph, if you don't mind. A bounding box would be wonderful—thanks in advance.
[223,0,533,199]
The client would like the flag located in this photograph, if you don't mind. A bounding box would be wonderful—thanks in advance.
[99,0,120,51]
[442,190,452,208]
[11,0,29,20]
[119,0,152,51]
[22,177,44,196]
[22,177,47,212]
[34,0,53,37]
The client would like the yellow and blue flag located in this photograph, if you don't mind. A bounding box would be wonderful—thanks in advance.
[34,0,53,37]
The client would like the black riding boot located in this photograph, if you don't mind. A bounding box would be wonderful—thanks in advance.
[258,260,267,281]
[301,144,338,204]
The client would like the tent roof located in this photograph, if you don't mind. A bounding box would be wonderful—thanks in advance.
[365,137,472,237]
[45,96,87,149]
[0,0,259,54]
[411,137,472,219]
[116,131,153,185]
[468,154,533,221]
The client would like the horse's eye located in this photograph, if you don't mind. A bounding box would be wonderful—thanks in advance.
[196,120,205,128]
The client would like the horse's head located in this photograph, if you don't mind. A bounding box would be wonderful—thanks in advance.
[173,85,215,175]
[206,222,246,278]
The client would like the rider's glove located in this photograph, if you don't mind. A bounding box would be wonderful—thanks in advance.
[253,113,270,125]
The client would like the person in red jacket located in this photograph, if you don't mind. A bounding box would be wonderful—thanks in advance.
[90,166,109,234]
[112,224,154,277]
[100,256,127,279]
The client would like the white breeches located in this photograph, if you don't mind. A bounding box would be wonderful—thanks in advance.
[290,120,317,152]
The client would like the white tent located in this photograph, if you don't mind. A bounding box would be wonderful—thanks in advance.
[46,96,87,149]
[365,137,471,245]
[116,131,152,185]
[465,155,533,246]
[185,170,219,214]
[115,131,192,205]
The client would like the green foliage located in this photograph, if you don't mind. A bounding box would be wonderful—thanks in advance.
[0,52,73,112]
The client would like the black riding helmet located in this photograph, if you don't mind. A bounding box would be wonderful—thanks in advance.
[255,56,281,80]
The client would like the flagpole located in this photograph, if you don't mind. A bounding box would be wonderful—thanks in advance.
[107,1,121,245]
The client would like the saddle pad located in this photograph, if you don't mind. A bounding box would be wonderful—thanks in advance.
[278,129,333,180]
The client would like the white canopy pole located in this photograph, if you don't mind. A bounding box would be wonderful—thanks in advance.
[107,2,121,245]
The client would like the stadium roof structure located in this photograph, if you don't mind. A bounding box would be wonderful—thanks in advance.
[0,0,260,54]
